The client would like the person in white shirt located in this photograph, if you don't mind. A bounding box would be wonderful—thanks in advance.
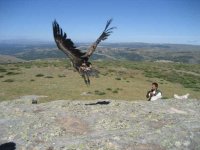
[146,82,162,101]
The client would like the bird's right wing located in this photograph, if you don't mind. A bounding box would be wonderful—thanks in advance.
[52,20,85,63]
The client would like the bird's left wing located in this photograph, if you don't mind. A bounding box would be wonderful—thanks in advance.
[82,19,116,58]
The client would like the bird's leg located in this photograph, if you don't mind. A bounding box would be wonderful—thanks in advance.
[86,75,90,85]
[85,71,90,85]
[82,72,88,85]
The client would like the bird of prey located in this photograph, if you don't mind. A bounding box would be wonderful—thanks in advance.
[52,19,115,85]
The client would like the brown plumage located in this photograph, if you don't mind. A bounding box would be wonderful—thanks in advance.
[52,19,115,85]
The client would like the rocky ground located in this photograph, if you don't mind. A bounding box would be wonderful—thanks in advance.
[0,95,200,150]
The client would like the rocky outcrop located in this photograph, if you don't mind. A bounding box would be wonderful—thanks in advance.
[0,96,200,150]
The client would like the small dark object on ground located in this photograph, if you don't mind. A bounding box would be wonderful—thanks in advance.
[32,98,37,104]
[85,101,110,105]
[0,142,16,150]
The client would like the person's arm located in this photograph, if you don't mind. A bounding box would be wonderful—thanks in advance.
[150,92,162,101]
[146,91,151,98]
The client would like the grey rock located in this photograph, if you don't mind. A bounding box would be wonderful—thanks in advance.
[0,97,200,149]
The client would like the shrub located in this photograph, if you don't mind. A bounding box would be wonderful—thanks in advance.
[94,90,100,94]
[45,76,54,78]
[162,97,169,99]
[0,75,4,78]
[58,74,66,78]
[193,88,200,91]
[30,79,35,81]
[25,66,31,69]
[3,79,14,82]
[101,73,108,76]
[116,88,123,91]
[98,92,106,95]
[106,88,112,91]
[9,68,18,70]
[6,72,20,75]
[0,68,6,72]
[115,77,121,80]
[112,90,118,93]
[94,90,106,95]
[35,74,44,77]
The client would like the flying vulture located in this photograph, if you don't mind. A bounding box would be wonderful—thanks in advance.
[52,19,115,85]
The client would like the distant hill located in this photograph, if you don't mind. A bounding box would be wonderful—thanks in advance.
[0,41,200,63]
[0,54,25,64]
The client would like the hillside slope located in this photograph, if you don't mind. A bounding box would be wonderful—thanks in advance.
[0,42,200,63]
[0,54,25,64]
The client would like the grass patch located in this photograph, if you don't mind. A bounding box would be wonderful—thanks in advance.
[162,96,169,99]
[112,90,118,93]
[94,90,106,95]
[6,72,20,75]
[0,68,7,72]
[9,67,19,70]
[106,88,112,91]
[25,66,32,69]
[3,79,15,82]
[45,76,54,78]
[58,74,66,78]
[115,77,121,80]
[35,73,44,77]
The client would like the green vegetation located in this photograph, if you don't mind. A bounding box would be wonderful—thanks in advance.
[115,77,121,80]
[0,59,200,102]
[94,90,106,95]
[106,88,112,91]
[112,90,118,94]
[45,76,54,78]
[35,74,44,77]
[0,67,7,72]
[3,79,15,82]
[58,74,66,78]
[6,72,20,75]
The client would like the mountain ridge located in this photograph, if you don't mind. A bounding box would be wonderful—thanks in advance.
[0,42,200,63]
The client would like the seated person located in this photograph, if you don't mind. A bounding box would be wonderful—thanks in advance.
[146,82,162,101]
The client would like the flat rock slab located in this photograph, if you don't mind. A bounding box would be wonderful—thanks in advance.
[0,97,200,150]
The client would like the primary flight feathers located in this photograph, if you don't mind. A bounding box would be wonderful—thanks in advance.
[52,19,115,60]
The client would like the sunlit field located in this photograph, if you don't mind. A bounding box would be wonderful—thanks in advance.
[0,59,200,103]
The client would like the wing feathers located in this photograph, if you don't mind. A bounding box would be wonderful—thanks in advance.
[82,19,115,58]
[53,19,115,60]
[52,20,85,60]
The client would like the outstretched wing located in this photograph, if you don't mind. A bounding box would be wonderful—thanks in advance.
[82,19,116,58]
[52,20,85,62]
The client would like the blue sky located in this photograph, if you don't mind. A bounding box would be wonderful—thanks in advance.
[0,0,200,45]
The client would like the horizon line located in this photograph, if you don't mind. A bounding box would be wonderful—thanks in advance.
[0,39,200,46]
